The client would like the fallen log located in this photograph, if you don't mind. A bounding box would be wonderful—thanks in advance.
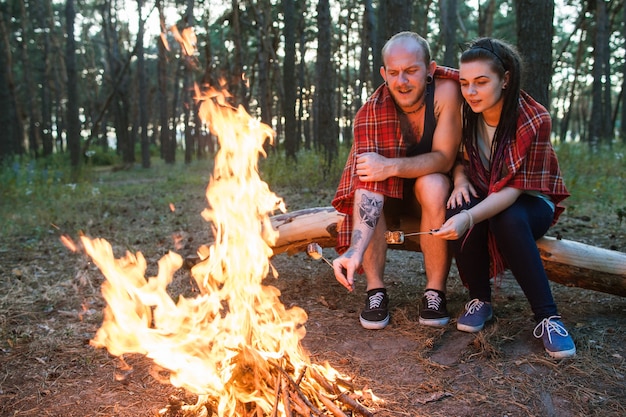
[269,207,626,297]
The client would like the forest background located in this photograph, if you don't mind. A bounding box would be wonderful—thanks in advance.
[1,1,626,416]
[1,0,625,173]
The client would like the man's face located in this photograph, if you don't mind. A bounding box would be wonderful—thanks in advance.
[380,41,430,113]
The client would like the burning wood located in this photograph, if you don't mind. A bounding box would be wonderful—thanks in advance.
[64,50,379,415]
[157,361,375,417]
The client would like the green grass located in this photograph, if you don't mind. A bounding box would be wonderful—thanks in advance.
[556,141,626,222]
[1,141,624,242]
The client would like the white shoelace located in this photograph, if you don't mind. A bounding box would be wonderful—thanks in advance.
[533,315,569,343]
[424,290,442,310]
[463,299,484,316]
[368,292,385,309]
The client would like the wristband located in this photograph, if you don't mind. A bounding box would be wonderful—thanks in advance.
[461,209,474,229]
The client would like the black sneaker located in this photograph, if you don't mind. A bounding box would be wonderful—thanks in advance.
[419,289,450,327]
[359,288,390,330]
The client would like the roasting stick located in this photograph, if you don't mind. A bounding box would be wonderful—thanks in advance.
[306,243,334,267]
[384,229,439,244]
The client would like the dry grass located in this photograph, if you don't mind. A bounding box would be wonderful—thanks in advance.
[1,151,625,416]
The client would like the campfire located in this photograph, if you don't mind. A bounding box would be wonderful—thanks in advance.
[63,32,377,416]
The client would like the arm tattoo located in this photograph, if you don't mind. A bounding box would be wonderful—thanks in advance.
[351,230,363,248]
[358,194,383,229]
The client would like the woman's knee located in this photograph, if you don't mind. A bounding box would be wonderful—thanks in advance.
[490,205,528,237]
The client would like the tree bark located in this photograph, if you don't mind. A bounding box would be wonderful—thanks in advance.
[282,0,297,159]
[589,0,610,146]
[65,0,81,169]
[478,0,495,37]
[181,0,196,165]
[439,0,457,67]
[19,0,42,157]
[267,207,626,298]
[157,0,174,163]
[515,0,554,108]
[314,0,337,170]
[622,0,626,143]
[137,0,150,168]
[0,6,24,160]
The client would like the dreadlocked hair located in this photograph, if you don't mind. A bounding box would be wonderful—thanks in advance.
[460,38,522,189]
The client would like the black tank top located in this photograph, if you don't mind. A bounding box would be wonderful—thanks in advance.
[400,81,436,156]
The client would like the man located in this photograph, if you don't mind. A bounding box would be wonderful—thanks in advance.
[331,31,462,330]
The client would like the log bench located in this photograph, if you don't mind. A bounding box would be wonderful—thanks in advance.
[269,207,626,298]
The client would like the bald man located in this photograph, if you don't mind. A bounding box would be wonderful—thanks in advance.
[332,31,462,330]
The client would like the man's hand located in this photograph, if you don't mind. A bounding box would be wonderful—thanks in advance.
[332,249,359,292]
[356,152,390,182]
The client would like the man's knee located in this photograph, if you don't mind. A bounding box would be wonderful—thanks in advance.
[414,174,451,205]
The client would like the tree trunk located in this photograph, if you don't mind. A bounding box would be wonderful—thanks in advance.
[102,0,133,165]
[282,0,297,159]
[137,0,150,168]
[19,0,42,157]
[183,0,196,165]
[356,0,375,123]
[157,0,174,164]
[314,0,337,170]
[0,7,23,160]
[588,0,609,147]
[515,0,554,108]
[266,207,626,298]
[249,0,273,128]
[621,0,626,143]
[297,20,307,151]
[599,0,612,145]
[65,0,81,169]
[439,0,457,67]
[559,31,585,143]
[478,0,496,37]
[230,0,247,108]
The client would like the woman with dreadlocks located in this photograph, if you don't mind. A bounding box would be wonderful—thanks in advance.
[433,38,575,359]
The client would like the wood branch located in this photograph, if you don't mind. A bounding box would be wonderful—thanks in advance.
[318,393,350,417]
[269,207,626,298]
[270,207,347,255]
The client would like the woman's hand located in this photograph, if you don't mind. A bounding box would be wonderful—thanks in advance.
[447,181,478,209]
[432,210,473,240]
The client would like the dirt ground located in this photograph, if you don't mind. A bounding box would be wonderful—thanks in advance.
[1,183,625,417]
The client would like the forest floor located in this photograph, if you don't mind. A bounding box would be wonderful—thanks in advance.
[1,170,625,417]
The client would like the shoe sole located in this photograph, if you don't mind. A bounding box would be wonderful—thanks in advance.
[360,314,390,330]
[418,317,450,327]
[545,347,576,359]
[456,314,493,333]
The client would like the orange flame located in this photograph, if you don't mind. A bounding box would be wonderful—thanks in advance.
[75,81,351,415]
[69,24,376,417]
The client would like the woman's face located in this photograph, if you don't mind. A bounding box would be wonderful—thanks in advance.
[459,59,508,123]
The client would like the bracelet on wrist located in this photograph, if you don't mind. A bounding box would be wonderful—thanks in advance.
[461,209,474,229]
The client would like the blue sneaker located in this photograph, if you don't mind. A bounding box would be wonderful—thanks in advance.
[359,289,390,330]
[533,316,576,359]
[456,299,493,333]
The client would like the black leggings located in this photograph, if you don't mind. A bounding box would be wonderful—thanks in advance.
[447,193,558,321]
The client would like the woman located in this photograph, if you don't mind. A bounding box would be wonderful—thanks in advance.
[433,38,575,359]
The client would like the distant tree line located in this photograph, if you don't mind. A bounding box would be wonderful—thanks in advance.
[0,0,624,171]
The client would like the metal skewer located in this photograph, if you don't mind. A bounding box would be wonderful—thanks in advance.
[306,242,333,267]
[384,229,439,244]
